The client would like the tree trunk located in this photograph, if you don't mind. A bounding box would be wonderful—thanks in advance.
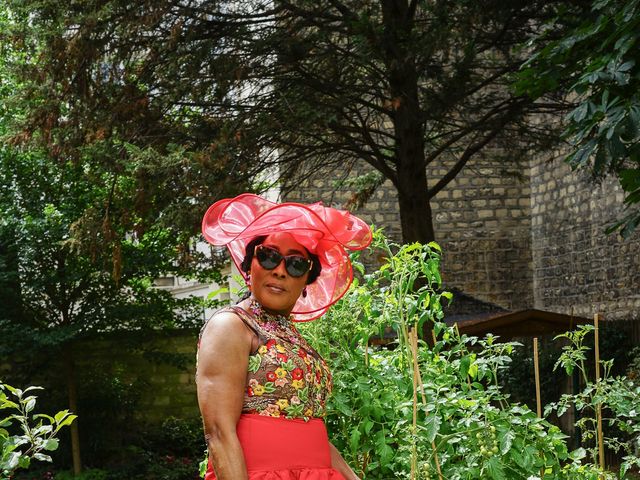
[397,176,435,244]
[394,64,434,244]
[381,0,434,244]
[63,344,82,475]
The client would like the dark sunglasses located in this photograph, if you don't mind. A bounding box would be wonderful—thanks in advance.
[254,245,313,278]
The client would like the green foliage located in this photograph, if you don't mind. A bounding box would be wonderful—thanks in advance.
[548,325,640,478]
[104,416,204,480]
[0,383,75,479]
[517,0,640,237]
[54,468,109,480]
[0,3,226,359]
[301,230,636,479]
[2,0,567,243]
[15,415,205,480]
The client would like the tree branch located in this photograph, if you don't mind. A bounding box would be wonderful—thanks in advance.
[428,101,527,198]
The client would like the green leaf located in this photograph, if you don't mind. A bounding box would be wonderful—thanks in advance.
[17,455,30,469]
[568,447,586,461]
[199,455,208,478]
[55,414,77,429]
[379,443,394,467]
[53,410,71,424]
[32,452,52,463]
[620,461,629,478]
[498,429,515,454]
[426,241,441,252]
[24,397,36,413]
[468,362,478,379]
[43,438,59,451]
[424,413,441,443]
[2,452,20,471]
[349,428,361,453]
[364,419,374,435]
[460,355,471,378]
[619,168,640,191]
[486,456,506,480]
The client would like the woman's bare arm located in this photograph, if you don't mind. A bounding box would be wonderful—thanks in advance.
[329,442,361,480]
[197,311,255,480]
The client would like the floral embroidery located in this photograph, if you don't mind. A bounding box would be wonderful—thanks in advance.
[240,299,333,420]
[197,299,333,420]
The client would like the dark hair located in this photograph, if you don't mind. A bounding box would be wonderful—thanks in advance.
[240,235,322,285]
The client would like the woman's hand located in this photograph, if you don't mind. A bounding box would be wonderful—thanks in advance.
[329,442,361,480]
[197,311,255,480]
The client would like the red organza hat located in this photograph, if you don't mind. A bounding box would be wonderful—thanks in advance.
[202,193,372,321]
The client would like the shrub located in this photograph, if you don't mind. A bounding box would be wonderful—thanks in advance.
[300,230,638,479]
[1,383,75,479]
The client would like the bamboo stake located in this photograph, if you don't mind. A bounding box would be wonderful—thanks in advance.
[594,313,605,475]
[533,338,542,418]
[533,338,545,479]
[410,328,418,480]
[364,336,369,367]
[409,328,443,480]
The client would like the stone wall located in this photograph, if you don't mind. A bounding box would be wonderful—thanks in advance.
[284,152,534,310]
[1,330,201,424]
[428,155,533,310]
[530,154,640,320]
[78,331,200,422]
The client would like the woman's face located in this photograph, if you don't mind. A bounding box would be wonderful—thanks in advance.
[249,232,311,316]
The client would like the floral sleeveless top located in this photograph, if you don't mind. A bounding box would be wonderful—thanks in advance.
[199,299,333,420]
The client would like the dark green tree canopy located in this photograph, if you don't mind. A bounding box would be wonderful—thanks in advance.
[1,6,227,354]
[5,0,570,244]
[517,0,640,237]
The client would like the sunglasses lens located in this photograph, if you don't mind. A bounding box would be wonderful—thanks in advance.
[285,257,311,277]
[255,245,311,277]
[256,246,281,269]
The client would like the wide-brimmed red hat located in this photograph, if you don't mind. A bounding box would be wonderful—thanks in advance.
[202,193,372,321]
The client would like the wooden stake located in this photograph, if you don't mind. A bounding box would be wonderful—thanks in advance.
[409,328,443,480]
[533,338,542,418]
[410,329,418,480]
[364,336,369,367]
[594,313,605,474]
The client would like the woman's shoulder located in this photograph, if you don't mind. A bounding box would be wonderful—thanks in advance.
[199,303,259,340]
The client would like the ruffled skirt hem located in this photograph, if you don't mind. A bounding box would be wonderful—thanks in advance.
[247,467,345,479]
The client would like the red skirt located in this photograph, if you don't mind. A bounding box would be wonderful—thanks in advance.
[205,414,346,479]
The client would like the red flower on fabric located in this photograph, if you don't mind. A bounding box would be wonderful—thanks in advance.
[297,349,307,359]
[266,371,277,382]
[266,339,277,349]
[277,353,288,362]
[292,368,304,380]
[247,387,254,397]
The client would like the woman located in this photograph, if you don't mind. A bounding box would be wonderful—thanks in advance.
[197,193,372,480]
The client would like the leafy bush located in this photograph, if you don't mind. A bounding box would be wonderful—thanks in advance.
[1,383,75,479]
[548,327,640,479]
[300,230,639,479]
[53,468,109,480]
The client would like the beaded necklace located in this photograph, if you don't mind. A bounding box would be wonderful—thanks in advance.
[248,297,292,331]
